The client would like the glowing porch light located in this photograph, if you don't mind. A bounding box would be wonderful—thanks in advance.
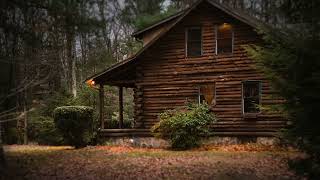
[87,79,96,86]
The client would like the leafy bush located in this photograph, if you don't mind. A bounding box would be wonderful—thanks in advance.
[29,115,64,145]
[53,106,94,148]
[5,85,133,145]
[151,104,217,149]
[41,90,75,117]
[288,157,320,179]
[3,127,18,145]
[73,85,98,107]
[104,112,133,129]
[26,91,74,145]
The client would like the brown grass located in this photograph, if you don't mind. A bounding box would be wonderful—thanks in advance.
[2,144,304,180]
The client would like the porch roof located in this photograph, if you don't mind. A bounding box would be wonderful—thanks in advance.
[86,56,137,87]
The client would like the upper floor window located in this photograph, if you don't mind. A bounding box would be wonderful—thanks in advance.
[186,27,202,57]
[216,23,233,54]
[198,84,216,106]
[242,81,261,114]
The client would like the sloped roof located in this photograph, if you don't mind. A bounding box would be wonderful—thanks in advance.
[86,0,264,85]
[132,9,186,38]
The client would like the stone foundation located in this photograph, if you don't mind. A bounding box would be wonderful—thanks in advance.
[101,136,279,148]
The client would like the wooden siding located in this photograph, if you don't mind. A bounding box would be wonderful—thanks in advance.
[133,1,286,136]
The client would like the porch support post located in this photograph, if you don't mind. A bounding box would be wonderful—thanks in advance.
[118,86,124,129]
[99,84,104,129]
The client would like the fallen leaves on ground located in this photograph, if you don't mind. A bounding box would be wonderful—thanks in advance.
[93,145,163,154]
[2,144,304,180]
[196,143,298,153]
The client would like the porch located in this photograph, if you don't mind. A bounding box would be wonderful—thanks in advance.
[86,59,151,137]
[95,84,151,137]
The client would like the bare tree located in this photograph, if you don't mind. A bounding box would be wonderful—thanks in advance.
[0,121,5,174]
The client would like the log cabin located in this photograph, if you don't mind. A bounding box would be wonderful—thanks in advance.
[86,0,286,140]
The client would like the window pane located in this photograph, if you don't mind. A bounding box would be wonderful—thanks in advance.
[217,38,233,54]
[188,28,201,41]
[217,23,233,54]
[244,97,260,113]
[199,84,216,106]
[199,94,206,104]
[188,41,202,57]
[244,82,260,98]
[243,81,261,113]
[187,28,202,57]
[217,23,232,38]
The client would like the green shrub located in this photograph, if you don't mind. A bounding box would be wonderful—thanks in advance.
[41,91,75,116]
[3,127,18,145]
[73,85,98,107]
[104,118,133,129]
[288,157,320,179]
[29,115,64,145]
[104,112,133,129]
[151,104,217,149]
[53,106,94,148]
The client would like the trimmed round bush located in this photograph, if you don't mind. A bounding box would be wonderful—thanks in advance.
[53,106,93,148]
[151,104,217,149]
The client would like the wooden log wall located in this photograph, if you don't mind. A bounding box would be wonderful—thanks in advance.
[133,1,286,136]
[134,66,145,128]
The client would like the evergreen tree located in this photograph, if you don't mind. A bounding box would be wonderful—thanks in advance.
[169,0,197,10]
[121,0,176,30]
[246,0,320,178]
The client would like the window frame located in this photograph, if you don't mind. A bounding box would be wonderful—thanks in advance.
[241,80,262,116]
[215,23,234,55]
[198,83,216,106]
[185,26,203,58]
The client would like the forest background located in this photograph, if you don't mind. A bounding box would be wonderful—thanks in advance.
[0,0,290,145]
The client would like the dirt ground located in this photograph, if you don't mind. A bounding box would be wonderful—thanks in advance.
[2,144,304,180]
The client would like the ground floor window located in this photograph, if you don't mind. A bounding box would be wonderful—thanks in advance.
[242,81,261,114]
[198,84,216,106]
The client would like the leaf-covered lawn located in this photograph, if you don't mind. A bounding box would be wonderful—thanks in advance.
[3,144,303,180]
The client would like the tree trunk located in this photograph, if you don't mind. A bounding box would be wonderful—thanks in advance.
[66,30,77,97]
[118,86,123,129]
[23,89,28,145]
[0,120,6,173]
[262,0,270,23]
[71,58,77,97]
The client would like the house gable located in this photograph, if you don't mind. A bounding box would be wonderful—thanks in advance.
[132,0,261,43]
[90,0,286,136]
[132,1,285,135]
[86,0,264,86]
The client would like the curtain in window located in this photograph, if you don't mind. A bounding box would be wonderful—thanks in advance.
[199,84,216,106]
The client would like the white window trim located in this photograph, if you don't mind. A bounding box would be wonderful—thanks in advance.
[198,87,201,104]
[215,24,234,55]
[241,80,262,115]
[185,26,203,57]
